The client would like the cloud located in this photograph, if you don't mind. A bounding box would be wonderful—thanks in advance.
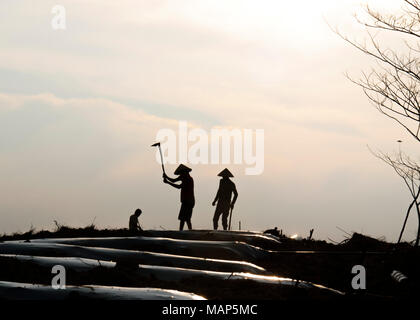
[0,92,414,243]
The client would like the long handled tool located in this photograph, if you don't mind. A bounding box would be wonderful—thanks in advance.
[151,142,166,174]
[228,207,233,231]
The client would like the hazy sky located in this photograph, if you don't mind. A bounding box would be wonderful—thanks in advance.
[1,0,419,242]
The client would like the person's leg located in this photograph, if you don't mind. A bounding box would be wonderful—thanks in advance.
[222,212,228,230]
[213,210,222,230]
[186,205,193,230]
[216,202,230,231]
[179,203,186,231]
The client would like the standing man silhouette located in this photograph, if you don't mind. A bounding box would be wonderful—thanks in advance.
[163,164,195,231]
[212,168,238,230]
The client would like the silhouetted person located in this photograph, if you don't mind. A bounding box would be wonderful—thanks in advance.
[212,168,238,230]
[129,208,143,232]
[163,164,195,231]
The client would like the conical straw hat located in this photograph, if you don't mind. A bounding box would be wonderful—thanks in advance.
[174,164,192,175]
[218,168,234,177]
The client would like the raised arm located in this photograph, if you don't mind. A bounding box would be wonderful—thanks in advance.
[163,173,181,183]
[163,177,182,189]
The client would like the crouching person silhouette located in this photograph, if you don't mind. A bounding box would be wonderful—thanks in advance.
[212,168,238,230]
[163,164,195,231]
[129,208,143,233]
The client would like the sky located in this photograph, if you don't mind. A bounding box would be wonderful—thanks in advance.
[1,0,419,242]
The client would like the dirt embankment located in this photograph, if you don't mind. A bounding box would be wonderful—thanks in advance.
[1,228,419,300]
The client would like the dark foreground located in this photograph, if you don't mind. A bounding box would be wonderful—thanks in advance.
[0,227,419,301]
